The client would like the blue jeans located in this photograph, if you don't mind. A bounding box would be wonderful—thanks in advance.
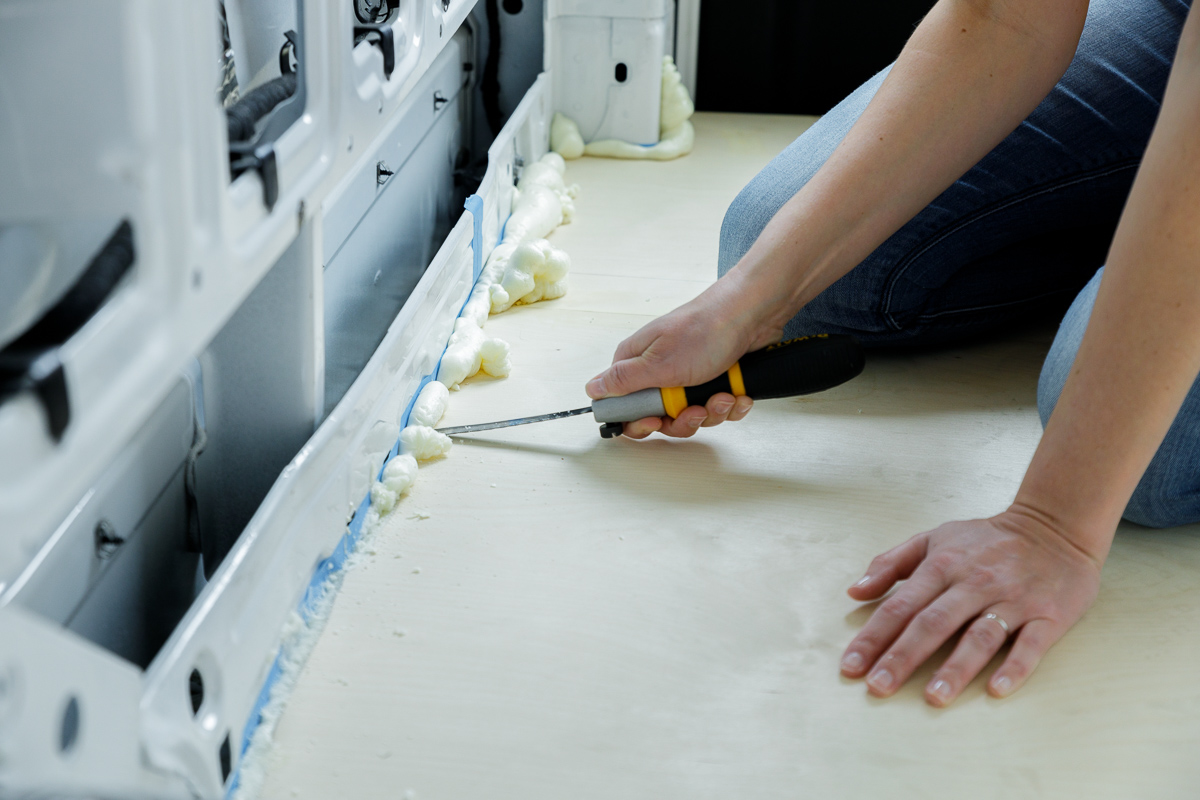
[718,0,1198,527]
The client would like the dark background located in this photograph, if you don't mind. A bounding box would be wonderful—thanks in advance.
[695,0,936,115]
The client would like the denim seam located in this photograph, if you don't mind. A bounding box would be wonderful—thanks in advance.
[914,286,1079,323]
[880,158,1141,331]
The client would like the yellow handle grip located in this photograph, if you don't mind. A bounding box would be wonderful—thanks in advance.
[659,363,746,419]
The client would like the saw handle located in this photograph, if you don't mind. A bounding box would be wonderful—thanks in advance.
[591,334,866,424]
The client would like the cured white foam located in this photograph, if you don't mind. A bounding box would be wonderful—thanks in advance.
[370,454,419,516]
[437,319,513,390]
[502,184,568,245]
[409,381,450,428]
[400,425,453,462]
[550,112,585,160]
[489,239,571,314]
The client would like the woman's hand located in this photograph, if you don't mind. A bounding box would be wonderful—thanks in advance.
[841,506,1104,707]
[585,274,786,439]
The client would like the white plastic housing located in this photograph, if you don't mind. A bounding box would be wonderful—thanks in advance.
[545,0,669,145]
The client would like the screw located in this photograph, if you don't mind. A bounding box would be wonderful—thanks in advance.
[376,162,394,184]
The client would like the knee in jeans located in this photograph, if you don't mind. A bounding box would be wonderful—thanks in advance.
[1125,473,1200,529]
[1038,268,1104,426]
[718,187,768,279]
[1037,335,1073,427]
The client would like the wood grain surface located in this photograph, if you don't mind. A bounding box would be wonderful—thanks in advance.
[258,113,1200,800]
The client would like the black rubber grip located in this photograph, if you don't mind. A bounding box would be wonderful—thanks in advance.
[684,371,733,408]
[683,334,865,407]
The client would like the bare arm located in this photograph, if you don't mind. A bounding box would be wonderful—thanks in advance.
[587,0,1090,435]
[1019,13,1200,557]
[730,0,1091,339]
[842,7,1200,705]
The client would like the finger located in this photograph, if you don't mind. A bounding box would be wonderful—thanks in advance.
[657,407,708,438]
[588,333,674,398]
[925,607,1016,707]
[989,619,1061,698]
[863,586,984,697]
[848,533,930,601]
[622,417,662,440]
[588,355,655,399]
[700,393,737,427]
[726,396,754,422]
[840,566,947,679]
[612,332,649,365]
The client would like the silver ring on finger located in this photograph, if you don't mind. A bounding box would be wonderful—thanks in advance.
[981,612,1011,636]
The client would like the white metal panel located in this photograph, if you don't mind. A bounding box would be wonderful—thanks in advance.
[0,606,185,799]
[137,73,554,798]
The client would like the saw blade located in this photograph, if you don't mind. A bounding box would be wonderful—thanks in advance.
[435,407,594,436]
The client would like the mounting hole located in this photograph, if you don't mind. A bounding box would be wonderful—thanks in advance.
[219,732,233,784]
[502,0,523,13]
[59,696,80,754]
[615,62,628,83]
[189,669,205,716]
[94,519,124,560]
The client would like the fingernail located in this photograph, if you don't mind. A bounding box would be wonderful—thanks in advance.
[867,668,894,693]
[586,377,606,397]
[714,399,734,413]
[928,679,952,704]
[853,575,872,588]
[992,675,1013,696]
[688,415,704,429]
[840,651,864,673]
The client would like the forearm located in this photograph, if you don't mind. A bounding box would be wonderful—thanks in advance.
[1015,10,1200,561]
[724,0,1089,333]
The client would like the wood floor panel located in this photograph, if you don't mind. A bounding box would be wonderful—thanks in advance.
[258,113,1200,800]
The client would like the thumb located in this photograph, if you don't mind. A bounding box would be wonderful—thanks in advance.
[586,356,660,399]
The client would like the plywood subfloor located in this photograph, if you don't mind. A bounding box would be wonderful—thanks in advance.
[259,113,1200,800]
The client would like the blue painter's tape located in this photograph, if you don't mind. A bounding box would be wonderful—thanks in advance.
[465,194,484,281]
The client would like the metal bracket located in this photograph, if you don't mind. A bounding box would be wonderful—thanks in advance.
[279,29,299,75]
[355,22,397,78]
[228,4,306,211]
[230,143,281,210]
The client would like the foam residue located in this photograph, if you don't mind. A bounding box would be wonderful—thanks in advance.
[436,319,513,390]
[231,503,389,800]
[501,184,568,244]
[550,112,585,159]
[408,381,450,428]
[370,454,419,515]
[554,57,696,162]
[400,425,453,461]
[517,156,579,224]
[489,240,571,314]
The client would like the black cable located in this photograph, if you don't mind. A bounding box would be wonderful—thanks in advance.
[3,220,135,354]
[1,219,136,439]
[226,72,298,143]
[482,0,503,135]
